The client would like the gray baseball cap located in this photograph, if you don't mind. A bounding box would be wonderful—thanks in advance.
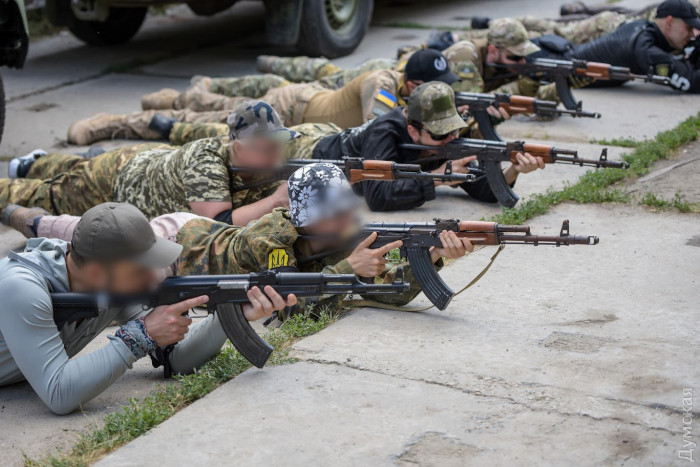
[71,203,182,269]
[226,99,299,142]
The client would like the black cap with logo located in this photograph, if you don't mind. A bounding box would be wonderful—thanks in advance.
[656,0,700,29]
[72,203,182,268]
[405,49,460,85]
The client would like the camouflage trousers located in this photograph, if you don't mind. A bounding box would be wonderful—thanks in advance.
[264,55,397,89]
[169,122,229,146]
[0,147,155,215]
[286,123,341,160]
[68,109,231,145]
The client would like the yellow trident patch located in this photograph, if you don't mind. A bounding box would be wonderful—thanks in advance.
[268,249,289,269]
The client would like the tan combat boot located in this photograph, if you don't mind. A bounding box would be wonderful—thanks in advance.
[0,204,51,238]
[140,88,181,110]
[67,113,130,146]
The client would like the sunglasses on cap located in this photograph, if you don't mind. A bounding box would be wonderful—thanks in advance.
[421,128,459,141]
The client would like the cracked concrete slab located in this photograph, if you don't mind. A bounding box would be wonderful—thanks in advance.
[97,203,699,465]
[96,361,681,466]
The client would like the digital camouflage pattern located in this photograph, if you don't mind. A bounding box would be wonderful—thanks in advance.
[113,137,234,218]
[407,82,467,135]
[169,122,229,145]
[0,145,167,215]
[487,18,540,56]
[286,123,341,160]
[1,136,281,218]
[116,135,282,218]
[225,99,299,142]
[68,109,231,146]
[175,208,429,312]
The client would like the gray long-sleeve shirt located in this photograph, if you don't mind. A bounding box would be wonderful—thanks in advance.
[0,238,227,415]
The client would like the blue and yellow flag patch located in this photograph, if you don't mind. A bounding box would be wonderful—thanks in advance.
[375,89,398,108]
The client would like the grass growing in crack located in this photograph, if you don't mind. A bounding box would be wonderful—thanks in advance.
[640,191,692,213]
[494,112,700,225]
[589,137,640,148]
[26,309,337,467]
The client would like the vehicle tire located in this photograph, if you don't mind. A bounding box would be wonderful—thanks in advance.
[0,71,6,145]
[68,7,147,46]
[297,0,373,58]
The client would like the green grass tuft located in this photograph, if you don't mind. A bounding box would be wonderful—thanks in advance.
[589,137,640,148]
[640,191,692,213]
[494,112,700,225]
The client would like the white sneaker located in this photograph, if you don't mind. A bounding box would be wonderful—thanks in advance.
[8,149,47,179]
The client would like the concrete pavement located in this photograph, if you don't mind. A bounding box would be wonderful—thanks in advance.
[97,202,700,466]
[0,0,698,464]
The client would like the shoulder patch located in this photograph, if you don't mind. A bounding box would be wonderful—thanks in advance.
[376,89,398,108]
[268,248,289,269]
[655,63,669,77]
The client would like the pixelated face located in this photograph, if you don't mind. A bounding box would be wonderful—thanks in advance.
[305,211,358,247]
[664,17,695,49]
[234,137,285,169]
[80,259,159,294]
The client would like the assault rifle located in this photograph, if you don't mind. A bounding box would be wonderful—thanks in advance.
[50,270,410,368]
[229,158,476,192]
[455,92,600,141]
[399,138,629,208]
[301,219,598,310]
[487,58,671,111]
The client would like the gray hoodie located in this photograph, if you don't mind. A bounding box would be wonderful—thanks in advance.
[0,238,227,415]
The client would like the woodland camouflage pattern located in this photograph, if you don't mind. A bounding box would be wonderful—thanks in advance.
[456,0,700,45]
[175,209,429,313]
[487,18,541,56]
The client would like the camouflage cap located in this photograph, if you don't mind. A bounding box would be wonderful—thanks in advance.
[226,100,299,142]
[487,18,540,56]
[407,81,467,136]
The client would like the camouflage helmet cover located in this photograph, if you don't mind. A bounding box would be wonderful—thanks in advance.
[227,99,299,142]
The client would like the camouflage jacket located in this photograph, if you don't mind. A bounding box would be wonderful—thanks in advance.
[447,39,558,101]
[114,136,279,219]
[175,208,432,310]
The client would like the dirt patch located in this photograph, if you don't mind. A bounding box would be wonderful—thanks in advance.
[557,313,618,327]
[686,235,700,247]
[396,432,482,466]
[626,140,700,205]
[25,102,58,112]
[540,332,609,354]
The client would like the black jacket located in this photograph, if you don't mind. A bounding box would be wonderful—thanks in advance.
[312,107,503,211]
[572,20,698,92]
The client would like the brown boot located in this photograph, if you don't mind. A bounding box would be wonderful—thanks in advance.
[67,113,129,145]
[141,88,181,110]
[560,2,590,16]
[0,204,50,238]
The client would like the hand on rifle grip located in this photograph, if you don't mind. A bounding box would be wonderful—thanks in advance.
[243,286,297,322]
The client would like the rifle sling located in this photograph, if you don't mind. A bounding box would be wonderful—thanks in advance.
[342,244,505,312]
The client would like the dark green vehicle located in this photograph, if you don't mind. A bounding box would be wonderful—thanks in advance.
[0,0,29,143]
[44,0,373,57]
